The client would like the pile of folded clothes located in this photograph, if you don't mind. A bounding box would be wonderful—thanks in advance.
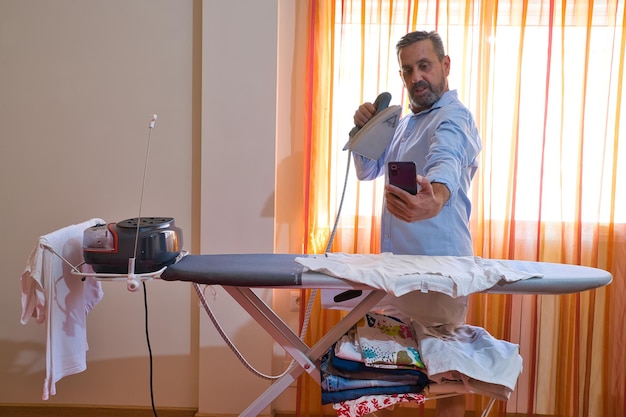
[321,312,428,417]
[322,308,524,417]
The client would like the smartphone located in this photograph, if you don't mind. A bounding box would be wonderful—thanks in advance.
[388,161,418,195]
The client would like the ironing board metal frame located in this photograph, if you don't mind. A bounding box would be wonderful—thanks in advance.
[199,282,492,417]
[213,285,388,416]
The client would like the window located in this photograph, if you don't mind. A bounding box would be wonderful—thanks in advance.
[328,0,625,226]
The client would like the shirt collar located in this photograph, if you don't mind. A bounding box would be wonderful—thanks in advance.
[412,89,457,115]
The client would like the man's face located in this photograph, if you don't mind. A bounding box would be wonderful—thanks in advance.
[398,39,450,113]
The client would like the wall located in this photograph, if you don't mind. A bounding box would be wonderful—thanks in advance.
[197,0,287,415]
[0,0,297,415]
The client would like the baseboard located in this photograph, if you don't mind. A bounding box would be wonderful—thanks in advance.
[0,404,549,417]
[0,404,197,417]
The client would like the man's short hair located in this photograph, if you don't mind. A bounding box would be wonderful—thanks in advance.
[396,31,446,60]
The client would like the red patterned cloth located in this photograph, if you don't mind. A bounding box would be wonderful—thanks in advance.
[332,392,426,417]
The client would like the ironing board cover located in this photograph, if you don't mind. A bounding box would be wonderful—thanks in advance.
[161,254,305,286]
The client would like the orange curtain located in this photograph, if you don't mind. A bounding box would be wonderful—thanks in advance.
[294,0,626,416]
[297,2,343,416]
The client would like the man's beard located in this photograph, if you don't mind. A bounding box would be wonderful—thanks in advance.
[410,77,446,111]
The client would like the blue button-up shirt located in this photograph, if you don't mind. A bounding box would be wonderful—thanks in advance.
[353,90,482,256]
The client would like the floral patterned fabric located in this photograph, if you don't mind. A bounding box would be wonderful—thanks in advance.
[323,312,429,415]
[332,392,426,417]
[356,312,425,369]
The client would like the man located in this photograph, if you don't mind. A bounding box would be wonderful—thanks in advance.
[352,30,482,417]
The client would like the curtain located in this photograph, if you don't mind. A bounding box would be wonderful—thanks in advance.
[294,0,626,416]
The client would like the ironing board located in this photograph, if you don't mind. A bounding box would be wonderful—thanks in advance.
[160,254,612,417]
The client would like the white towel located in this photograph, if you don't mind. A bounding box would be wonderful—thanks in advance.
[412,321,523,400]
[296,253,540,298]
[20,218,105,400]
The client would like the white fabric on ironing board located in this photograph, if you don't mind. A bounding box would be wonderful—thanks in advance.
[379,292,469,327]
[296,252,540,298]
[20,218,104,400]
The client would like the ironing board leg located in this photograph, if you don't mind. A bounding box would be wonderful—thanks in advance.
[217,287,386,417]
[225,286,317,373]
[425,393,496,417]
[480,397,496,417]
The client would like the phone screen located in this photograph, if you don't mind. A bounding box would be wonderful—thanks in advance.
[388,161,418,195]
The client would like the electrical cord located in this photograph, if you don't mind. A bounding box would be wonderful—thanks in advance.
[192,282,297,380]
[135,115,159,416]
[136,119,356,404]
[143,282,159,417]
